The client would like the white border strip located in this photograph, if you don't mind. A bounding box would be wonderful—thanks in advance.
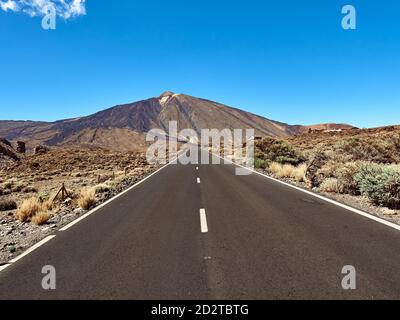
[60,153,184,231]
[211,151,400,232]
[0,235,56,272]
[0,153,184,274]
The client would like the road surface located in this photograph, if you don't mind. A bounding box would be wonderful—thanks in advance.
[0,153,400,299]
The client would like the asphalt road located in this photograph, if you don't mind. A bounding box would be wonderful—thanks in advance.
[0,153,400,299]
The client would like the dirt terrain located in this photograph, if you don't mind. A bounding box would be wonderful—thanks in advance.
[254,125,400,224]
[0,145,158,264]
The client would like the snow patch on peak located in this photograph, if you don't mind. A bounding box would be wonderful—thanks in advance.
[159,91,175,98]
[159,96,170,106]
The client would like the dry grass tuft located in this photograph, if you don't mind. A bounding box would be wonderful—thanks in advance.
[269,162,307,182]
[78,187,96,210]
[292,163,307,182]
[15,197,43,222]
[94,184,110,194]
[320,178,340,193]
[41,200,53,211]
[31,211,51,225]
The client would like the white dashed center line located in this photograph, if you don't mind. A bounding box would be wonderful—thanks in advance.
[197,177,201,183]
[200,209,208,233]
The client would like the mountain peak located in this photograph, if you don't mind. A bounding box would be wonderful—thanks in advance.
[159,91,175,98]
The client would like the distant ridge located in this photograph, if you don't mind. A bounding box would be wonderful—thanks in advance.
[0,92,354,151]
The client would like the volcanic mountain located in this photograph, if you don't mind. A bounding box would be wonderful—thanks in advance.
[0,92,354,152]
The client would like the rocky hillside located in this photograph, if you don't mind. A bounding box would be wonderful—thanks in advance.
[0,138,20,169]
[0,92,353,152]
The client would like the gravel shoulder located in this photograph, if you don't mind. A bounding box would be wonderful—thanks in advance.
[0,148,163,265]
[256,168,400,226]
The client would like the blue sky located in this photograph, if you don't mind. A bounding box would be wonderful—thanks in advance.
[0,0,399,128]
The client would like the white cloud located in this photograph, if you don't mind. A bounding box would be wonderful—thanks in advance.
[0,0,17,11]
[0,0,86,19]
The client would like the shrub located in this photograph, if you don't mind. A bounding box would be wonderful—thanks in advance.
[78,188,96,210]
[355,163,400,209]
[320,178,340,193]
[269,162,306,182]
[292,163,307,182]
[22,186,38,193]
[256,137,305,165]
[335,161,363,195]
[41,200,53,211]
[254,158,266,169]
[305,151,329,188]
[11,181,27,192]
[0,199,17,211]
[31,211,51,225]
[269,162,283,175]
[15,197,43,222]
[115,170,125,177]
[94,184,110,194]
[333,136,400,164]
[269,162,293,178]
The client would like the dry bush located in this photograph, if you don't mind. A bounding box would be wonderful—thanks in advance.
[22,186,38,193]
[115,170,125,177]
[15,197,43,222]
[11,181,27,192]
[42,200,53,211]
[269,162,307,182]
[0,199,17,211]
[31,211,51,225]
[107,175,127,188]
[94,184,110,194]
[269,162,306,182]
[320,178,340,193]
[335,161,364,195]
[270,162,294,178]
[269,162,284,175]
[78,187,96,210]
[256,137,305,165]
[292,163,307,182]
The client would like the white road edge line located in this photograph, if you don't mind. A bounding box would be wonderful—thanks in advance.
[200,209,208,233]
[210,151,400,232]
[0,235,56,272]
[60,152,185,232]
[0,264,10,272]
[0,153,185,274]
[197,177,201,184]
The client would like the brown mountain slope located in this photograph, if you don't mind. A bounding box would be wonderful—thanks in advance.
[0,92,353,151]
